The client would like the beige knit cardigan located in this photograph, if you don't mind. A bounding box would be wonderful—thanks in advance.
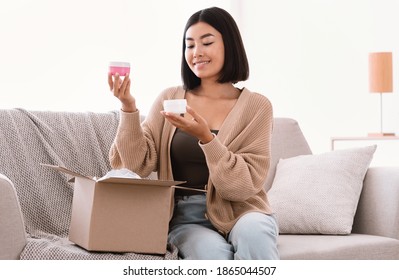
[109,86,274,235]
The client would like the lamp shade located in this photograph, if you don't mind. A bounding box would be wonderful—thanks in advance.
[369,52,393,93]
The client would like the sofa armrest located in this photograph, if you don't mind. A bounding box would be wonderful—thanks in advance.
[352,167,399,240]
[0,174,27,259]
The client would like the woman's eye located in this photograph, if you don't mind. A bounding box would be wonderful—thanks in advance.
[186,45,194,49]
[204,42,214,46]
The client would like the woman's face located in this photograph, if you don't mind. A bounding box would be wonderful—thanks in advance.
[184,22,225,82]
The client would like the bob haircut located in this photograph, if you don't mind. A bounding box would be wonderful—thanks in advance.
[181,7,249,90]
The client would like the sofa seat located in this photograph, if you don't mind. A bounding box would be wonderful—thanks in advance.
[278,234,399,260]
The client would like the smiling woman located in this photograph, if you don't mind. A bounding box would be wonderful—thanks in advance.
[108,6,278,260]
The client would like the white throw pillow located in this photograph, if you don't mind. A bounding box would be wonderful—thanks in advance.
[268,145,376,235]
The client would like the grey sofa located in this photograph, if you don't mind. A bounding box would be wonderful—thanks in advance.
[1,109,399,260]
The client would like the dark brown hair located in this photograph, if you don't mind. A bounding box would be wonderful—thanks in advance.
[181,7,249,90]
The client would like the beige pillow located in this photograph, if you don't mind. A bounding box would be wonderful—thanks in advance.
[268,145,376,234]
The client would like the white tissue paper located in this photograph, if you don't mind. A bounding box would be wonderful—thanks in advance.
[98,168,141,180]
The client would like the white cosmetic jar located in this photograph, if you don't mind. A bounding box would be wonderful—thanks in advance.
[163,99,187,114]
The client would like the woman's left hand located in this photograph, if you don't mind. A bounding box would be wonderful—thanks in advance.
[161,106,214,144]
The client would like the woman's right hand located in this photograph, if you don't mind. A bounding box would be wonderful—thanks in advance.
[108,72,137,112]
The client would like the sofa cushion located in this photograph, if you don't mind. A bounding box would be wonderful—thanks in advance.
[268,145,376,234]
[278,234,399,260]
[265,118,312,192]
[353,167,399,240]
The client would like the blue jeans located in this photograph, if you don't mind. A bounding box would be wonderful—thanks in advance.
[168,194,280,260]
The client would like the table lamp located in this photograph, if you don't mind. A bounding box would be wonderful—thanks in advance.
[368,52,394,136]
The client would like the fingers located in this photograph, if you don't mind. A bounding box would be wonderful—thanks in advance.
[119,73,130,97]
[161,107,204,131]
[108,72,113,90]
[160,112,187,130]
[110,73,121,97]
[186,105,202,124]
[109,73,130,98]
[162,105,201,127]
[161,110,211,142]
[160,111,181,122]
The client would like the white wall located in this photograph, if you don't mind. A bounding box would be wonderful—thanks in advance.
[0,0,232,113]
[237,0,399,159]
[1,0,399,163]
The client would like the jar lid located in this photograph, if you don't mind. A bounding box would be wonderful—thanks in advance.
[109,61,130,67]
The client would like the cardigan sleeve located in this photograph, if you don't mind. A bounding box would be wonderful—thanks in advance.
[108,86,182,178]
[199,96,273,202]
[108,110,159,178]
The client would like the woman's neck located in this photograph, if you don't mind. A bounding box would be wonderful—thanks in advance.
[192,82,239,100]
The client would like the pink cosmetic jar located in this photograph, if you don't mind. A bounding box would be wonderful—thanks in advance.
[109,61,130,76]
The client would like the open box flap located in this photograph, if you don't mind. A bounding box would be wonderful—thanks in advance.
[41,163,206,192]
[173,185,207,193]
[97,178,207,192]
[97,176,185,187]
[41,163,93,180]
[42,163,180,186]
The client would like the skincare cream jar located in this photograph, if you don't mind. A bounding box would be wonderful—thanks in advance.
[163,99,187,114]
[109,61,130,76]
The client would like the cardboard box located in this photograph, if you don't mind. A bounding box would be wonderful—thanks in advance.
[42,164,188,254]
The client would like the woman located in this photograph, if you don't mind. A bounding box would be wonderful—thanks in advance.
[108,6,279,260]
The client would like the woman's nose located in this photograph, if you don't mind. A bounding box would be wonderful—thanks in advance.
[193,46,203,58]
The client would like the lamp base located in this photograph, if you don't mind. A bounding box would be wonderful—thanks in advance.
[368,132,396,137]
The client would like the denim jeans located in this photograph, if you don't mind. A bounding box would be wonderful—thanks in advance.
[168,194,279,260]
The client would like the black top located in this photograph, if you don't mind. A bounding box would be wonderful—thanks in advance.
[170,128,218,196]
